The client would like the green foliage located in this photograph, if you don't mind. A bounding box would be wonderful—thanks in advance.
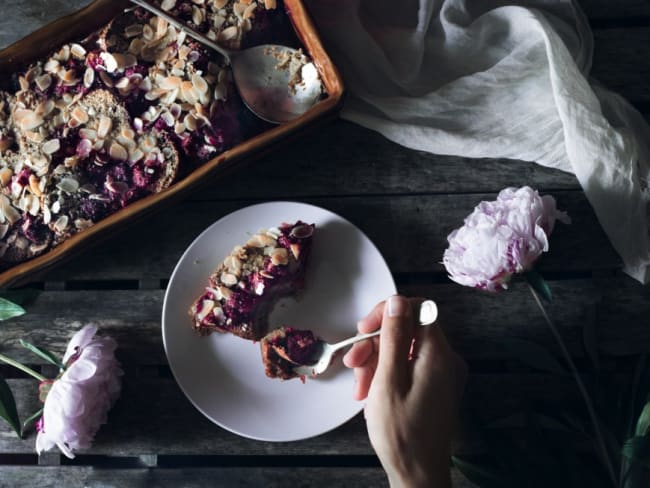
[0,375,21,438]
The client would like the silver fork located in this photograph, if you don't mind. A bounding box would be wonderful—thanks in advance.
[293,300,439,377]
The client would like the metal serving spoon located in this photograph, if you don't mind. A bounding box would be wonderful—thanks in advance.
[130,0,323,124]
[293,300,439,377]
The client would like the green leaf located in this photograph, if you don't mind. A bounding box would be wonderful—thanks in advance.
[21,408,43,437]
[452,456,508,488]
[635,402,650,437]
[19,339,65,370]
[622,436,650,469]
[0,297,25,321]
[525,270,552,303]
[0,375,21,438]
[502,338,567,374]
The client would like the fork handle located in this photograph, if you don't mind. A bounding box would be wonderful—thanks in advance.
[330,330,381,351]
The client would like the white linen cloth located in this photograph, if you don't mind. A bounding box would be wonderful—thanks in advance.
[305,0,650,283]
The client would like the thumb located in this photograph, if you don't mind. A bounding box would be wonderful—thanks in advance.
[373,295,416,392]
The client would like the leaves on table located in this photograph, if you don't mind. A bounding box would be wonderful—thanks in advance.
[635,402,650,437]
[19,339,65,371]
[0,375,21,438]
[623,436,650,469]
[0,297,25,321]
[501,337,567,374]
[21,408,43,437]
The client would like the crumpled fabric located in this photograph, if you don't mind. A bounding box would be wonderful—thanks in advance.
[306,0,650,283]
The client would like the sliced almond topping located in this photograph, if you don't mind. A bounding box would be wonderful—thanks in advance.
[218,25,239,42]
[183,113,198,131]
[290,243,301,260]
[84,68,95,88]
[220,272,238,287]
[18,76,29,91]
[35,99,55,117]
[115,77,130,90]
[99,71,114,88]
[57,177,79,193]
[263,0,276,8]
[44,59,60,73]
[70,43,86,59]
[224,255,242,276]
[41,138,61,155]
[196,299,215,321]
[192,5,204,25]
[125,23,144,38]
[109,142,128,161]
[25,131,44,143]
[97,116,113,138]
[0,223,8,239]
[79,128,98,141]
[71,106,89,124]
[192,74,209,94]
[270,248,289,266]
[53,215,69,233]
[100,52,118,73]
[61,69,78,84]
[217,285,232,300]
[35,74,52,92]
[0,168,13,187]
[243,2,257,19]
[129,148,144,163]
[160,76,182,90]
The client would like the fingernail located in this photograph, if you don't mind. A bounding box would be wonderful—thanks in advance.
[387,295,408,317]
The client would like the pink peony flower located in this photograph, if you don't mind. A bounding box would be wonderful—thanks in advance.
[35,324,122,458]
[442,186,570,291]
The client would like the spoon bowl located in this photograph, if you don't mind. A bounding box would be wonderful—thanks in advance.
[130,0,323,124]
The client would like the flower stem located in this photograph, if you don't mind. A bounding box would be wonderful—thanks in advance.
[0,353,46,381]
[527,283,617,488]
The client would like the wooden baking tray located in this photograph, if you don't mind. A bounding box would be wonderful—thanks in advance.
[0,0,344,287]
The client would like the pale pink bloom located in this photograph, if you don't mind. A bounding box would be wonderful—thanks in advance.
[35,324,122,458]
[443,186,570,291]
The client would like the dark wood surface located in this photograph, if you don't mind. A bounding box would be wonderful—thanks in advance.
[1,1,649,487]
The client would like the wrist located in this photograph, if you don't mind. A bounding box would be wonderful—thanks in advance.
[384,454,451,488]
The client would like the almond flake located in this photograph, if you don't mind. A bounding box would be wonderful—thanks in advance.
[70,43,87,59]
[98,116,113,138]
[218,25,239,42]
[79,128,97,141]
[0,168,13,187]
[53,215,69,233]
[125,23,144,38]
[100,52,118,73]
[264,0,276,8]
[42,138,61,155]
[57,177,79,193]
[192,74,209,94]
[84,68,95,88]
[72,107,89,124]
[270,248,289,266]
[109,142,128,161]
[35,74,52,92]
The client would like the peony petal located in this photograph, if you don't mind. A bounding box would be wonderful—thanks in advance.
[63,324,98,363]
[64,358,98,383]
[36,431,54,454]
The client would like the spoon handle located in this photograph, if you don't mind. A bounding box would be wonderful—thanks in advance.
[329,300,438,352]
[129,0,233,63]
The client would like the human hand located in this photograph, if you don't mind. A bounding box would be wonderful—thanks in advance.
[343,295,467,488]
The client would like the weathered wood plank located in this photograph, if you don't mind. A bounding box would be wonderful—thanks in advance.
[0,466,476,488]
[1,274,648,366]
[592,27,650,105]
[34,191,618,283]
[0,372,622,457]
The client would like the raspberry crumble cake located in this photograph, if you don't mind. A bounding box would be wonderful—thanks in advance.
[260,326,320,380]
[0,0,319,271]
[189,221,314,340]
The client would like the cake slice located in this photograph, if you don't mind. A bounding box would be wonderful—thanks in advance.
[189,221,314,340]
[260,326,320,380]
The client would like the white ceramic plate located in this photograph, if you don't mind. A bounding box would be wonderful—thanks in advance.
[162,201,396,442]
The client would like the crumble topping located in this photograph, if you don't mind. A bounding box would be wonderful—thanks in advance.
[189,221,314,340]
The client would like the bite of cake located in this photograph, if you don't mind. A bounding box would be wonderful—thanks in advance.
[260,326,321,380]
[188,220,314,340]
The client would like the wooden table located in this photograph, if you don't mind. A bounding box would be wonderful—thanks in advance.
[1,1,649,486]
